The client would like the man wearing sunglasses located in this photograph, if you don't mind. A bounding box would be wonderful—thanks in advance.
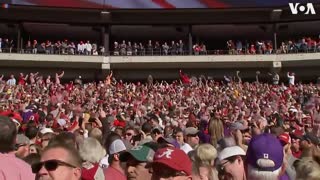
[32,143,82,180]
[0,116,35,180]
[15,134,30,159]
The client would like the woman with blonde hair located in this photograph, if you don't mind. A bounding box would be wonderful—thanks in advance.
[208,117,224,147]
[294,147,320,180]
[79,137,106,180]
[294,157,320,180]
[193,143,219,180]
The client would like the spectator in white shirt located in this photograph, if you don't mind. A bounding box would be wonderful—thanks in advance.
[287,72,295,85]
[77,41,84,54]
[92,44,98,55]
[7,75,16,86]
[85,41,92,55]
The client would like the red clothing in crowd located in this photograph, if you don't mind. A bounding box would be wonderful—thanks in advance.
[82,163,100,180]
[292,150,302,159]
[18,75,26,85]
[114,119,126,128]
[179,71,191,84]
[0,153,35,180]
[104,166,126,180]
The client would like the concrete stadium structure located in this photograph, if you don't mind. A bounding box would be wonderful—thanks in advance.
[0,53,320,82]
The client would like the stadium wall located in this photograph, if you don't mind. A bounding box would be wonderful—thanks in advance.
[0,53,319,82]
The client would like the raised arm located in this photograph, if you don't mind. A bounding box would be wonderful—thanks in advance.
[24,74,29,80]
[236,71,242,84]
[108,70,113,79]
[58,71,65,78]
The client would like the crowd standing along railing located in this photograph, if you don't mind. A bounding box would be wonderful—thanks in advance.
[1,47,320,56]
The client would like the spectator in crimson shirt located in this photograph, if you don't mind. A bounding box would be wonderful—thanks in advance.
[19,73,28,86]
[291,137,302,158]
[179,70,191,85]
[193,43,201,55]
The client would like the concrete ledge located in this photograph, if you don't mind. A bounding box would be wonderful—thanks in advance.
[0,53,319,81]
[0,53,104,63]
[0,53,319,70]
[110,53,320,63]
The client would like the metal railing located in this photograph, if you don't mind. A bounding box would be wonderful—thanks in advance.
[1,47,320,56]
[109,47,320,56]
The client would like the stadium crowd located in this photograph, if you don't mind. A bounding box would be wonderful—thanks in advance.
[1,36,320,56]
[0,69,320,180]
[112,40,187,56]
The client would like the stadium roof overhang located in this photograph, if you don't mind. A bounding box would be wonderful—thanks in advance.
[1,5,320,25]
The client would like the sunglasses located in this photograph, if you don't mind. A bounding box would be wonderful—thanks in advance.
[15,144,27,151]
[218,160,230,173]
[126,133,133,136]
[32,159,76,173]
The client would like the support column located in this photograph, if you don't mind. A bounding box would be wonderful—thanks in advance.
[101,25,110,56]
[188,25,193,55]
[17,24,22,53]
[273,24,277,53]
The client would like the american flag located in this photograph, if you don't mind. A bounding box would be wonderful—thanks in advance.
[8,0,224,9]
[7,0,317,9]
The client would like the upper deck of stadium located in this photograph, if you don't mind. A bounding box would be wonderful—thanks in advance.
[1,1,320,24]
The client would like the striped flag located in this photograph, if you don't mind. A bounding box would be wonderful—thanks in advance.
[9,0,319,9]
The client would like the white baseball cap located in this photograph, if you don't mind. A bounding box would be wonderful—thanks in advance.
[109,139,126,155]
[218,146,246,161]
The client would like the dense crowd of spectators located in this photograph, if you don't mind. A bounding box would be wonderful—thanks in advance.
[0,37,14,53]
[224,37,320,55]
[1,36,320,56]
[112,40,186,56]
[0,37,105,55]
[279,37,320,54]
[225,39,274,55]
[0,70,320,180]
[23,40,103,55]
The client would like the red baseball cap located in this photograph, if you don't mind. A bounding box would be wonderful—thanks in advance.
[278,133,291,145]
[153,147,192,176]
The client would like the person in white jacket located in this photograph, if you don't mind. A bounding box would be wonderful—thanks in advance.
[77,41,84,54]
[287,72,295,86]
[85,41,92,55]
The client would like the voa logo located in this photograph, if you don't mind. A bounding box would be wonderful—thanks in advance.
[289,3,316,15]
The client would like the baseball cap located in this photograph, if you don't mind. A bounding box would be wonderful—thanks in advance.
[230,122,248,131]
[153,147,192,176]
[157,137,180,148]
[120,145,155,162]
[278,133,291,146]
[247,133,284,171]
[303,132,320,145]
[152,127,163,134]
[16,134,30,145]
[109,139,126,155]
[184,127,199,136]
[40,128,54,134]
[218,146,246,161]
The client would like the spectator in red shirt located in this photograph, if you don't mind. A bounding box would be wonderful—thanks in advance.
[179,70,191,85]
